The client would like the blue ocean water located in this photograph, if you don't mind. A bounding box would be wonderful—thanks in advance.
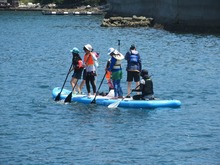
[0,11,220,164]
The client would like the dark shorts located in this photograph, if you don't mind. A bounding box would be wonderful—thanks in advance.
[127,71,140,82]
[72,68,83,79]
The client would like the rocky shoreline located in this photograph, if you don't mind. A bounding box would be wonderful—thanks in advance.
[101,15,154,27]
[1,6,155,28]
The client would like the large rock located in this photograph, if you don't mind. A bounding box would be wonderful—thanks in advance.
[107,0,220,33]
[101,15,153,27]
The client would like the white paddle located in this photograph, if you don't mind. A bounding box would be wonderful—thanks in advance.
[108,85,140,109]
[108,98,123,108]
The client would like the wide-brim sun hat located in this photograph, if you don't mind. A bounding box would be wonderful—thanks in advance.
[112,50,124,60]
[84,44,93,52]
[108,47,115,55]
[70,47,80,54]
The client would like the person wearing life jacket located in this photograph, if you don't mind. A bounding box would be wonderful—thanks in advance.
[125,44,142,98]
[105,58,114,91]
[79,51,99,94]
[132,69,154,100]
[70,47,84,94]
[107,47,124,99]
[83,44,97,96]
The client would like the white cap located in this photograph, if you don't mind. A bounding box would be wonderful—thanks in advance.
[84,44,93,52]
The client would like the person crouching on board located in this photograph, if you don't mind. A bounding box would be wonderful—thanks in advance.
[132,69,155,100]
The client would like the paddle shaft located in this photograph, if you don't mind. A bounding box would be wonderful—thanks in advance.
[125,84,140,98]
[118,40,120,52]
[64,78,79,103]
[55,63,73,101]
[91,71,107,104]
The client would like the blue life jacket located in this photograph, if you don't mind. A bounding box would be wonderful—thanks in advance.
[126,50,141,71]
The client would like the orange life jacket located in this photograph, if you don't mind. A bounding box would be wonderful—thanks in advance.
[84,53,94,66]
[105,71,111,79]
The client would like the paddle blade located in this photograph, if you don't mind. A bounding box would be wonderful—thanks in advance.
[91,99,96,104]
[108,100,121,109]
[55,93,61,101]
[64,92,72,103]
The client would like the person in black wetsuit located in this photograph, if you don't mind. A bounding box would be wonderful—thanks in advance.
[132,69,154,100]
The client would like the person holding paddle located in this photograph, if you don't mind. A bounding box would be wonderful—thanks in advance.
[105,58,114,91]
[83,44,97,96]
[69,47,84,94]
[132,69,154,100]
[107,47,124,99]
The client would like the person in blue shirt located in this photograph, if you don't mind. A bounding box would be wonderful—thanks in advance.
[125,44,142,98]
[107,48,124,99]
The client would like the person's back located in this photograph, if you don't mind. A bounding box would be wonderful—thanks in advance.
[141,74,154,97]
[125,49,141,71]
[125,44,142,98]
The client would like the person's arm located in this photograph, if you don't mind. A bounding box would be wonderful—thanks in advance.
[132,79,144,92]
[91,52,97,61]
[106,60,110,70]
[125,52,129,60]
[138,54,142,71]
[132,84,142,92]
[108,57,116,71]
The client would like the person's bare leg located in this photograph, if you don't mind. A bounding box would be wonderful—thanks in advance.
[127,81,132,96]
[136,81,140,95]
[79,80,85,94]
[71,78,78,93]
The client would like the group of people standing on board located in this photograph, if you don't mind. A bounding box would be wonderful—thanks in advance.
[69,43,155,100]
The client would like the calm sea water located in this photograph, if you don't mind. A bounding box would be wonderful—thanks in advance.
[0,11,220,165]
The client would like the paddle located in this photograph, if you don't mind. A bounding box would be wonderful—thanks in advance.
[64,79,79,103]
[108,85,140,109]
[118,39,120,51]
[91,40,120,104]
[91,71,107,104]
[55,63,73,101]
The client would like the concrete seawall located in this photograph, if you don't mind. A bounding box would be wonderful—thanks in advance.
[107,0,220,32]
